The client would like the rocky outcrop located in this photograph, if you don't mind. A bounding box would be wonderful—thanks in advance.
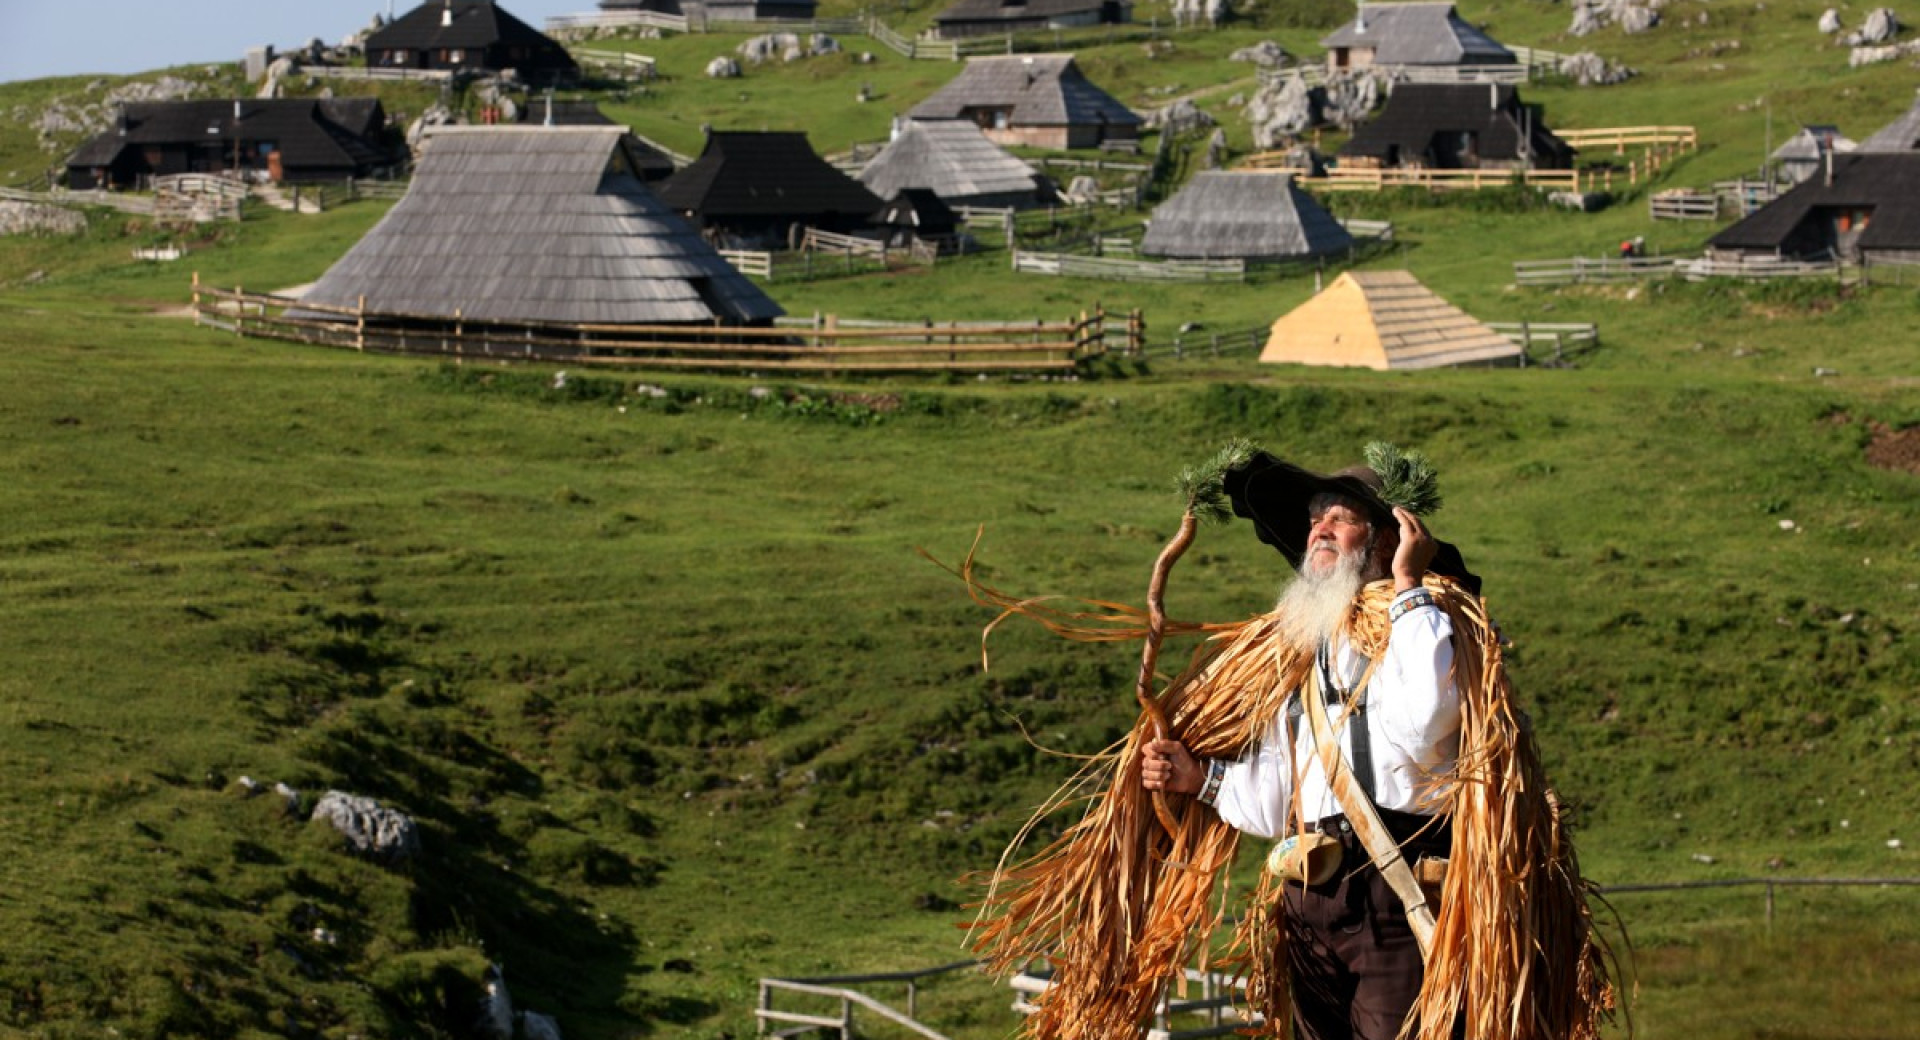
[1559,51,1638,85]
[1142,98,1217,135]
[1229,40,1289,66]
[1840,8,1901,45]
[0,202,87,237]
[310,790,421,863]
[705,56,742,78]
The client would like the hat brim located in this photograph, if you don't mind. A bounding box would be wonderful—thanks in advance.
[1223,450,1482,596]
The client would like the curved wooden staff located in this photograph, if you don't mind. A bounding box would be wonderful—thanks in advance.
[1136,441,1257,838]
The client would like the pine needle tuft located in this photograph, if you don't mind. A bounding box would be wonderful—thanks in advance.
[1364,441,1443,516]
[1177,439,1259,525]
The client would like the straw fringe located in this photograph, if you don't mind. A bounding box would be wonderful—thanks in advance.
[962,570,1615,1040]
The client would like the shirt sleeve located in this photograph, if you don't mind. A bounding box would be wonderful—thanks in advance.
[1373,587,1461,753]
[1210,717,1293,840]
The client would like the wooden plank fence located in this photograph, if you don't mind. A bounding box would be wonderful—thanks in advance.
[1487,321,1599,365]
[0,184,156,216]
[1013,250,1245,282]
[1649,190,1719,221]
[190,277,1109,374]
[572,47,658,78]
[1514,256,1681,285]
[757,961,975,1039]
[1234,162,1586,192]
[300,65,453,83]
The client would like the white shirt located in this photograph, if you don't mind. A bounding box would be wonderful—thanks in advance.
[1211,588,1461,839]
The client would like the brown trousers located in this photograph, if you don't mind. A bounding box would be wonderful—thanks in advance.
[1279,813,1453,1040]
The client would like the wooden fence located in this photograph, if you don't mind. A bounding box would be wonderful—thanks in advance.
[191,278,1110,374]
[1013,250,1246,282]
[1514,255,1682,285]
[0,184,156,216]
[300,65,452,83]
[1487,321,1599,364]
[547,10,689,33]
[1649,190,1720,221]
[572,47,657,78]
[758,961,974,1039]
[1234,162,1586,192]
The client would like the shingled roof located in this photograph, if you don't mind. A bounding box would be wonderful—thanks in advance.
[1708,153,1920,254]
[1261,270,1520,370]
[655,131,882,223]
[66,98,397,180]
[1858,90,1920,153]
[1321,2,1515,65]
[1140,172,1354,260]
[369,0,558,51]
[295,126,781,324]
[857,119,1051,207]
[1340,83,1574,168]
[908,55,1141,130]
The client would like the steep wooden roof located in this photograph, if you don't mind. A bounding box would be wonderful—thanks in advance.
[1340,83,1574,166]
[1859,90,1920,153]
[908,55,1141,129]
[66,98,396,172]
[654,131,882,221]
[296,126,782,324]
[857,119,1048,203]
[1708,153,1920,252]
[1140,171,1353,260]
[1320,2,1514,65]
[367,0,568,54]
[936,0,1109,27]
[1261,270,1519,370]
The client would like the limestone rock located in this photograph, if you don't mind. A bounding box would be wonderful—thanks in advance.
[310,790,421,863]
[1142,97,1217,135]
[1841,8,1901,45]
[1230,40,1289,66]
[1246,73,1316,148]
[706,55,742,78]
[1818,8,1841,33]
[810,33,842,56]
[1559,51,1638,85]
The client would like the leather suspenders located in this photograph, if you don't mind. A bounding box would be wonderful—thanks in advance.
[1286,642,1377,803]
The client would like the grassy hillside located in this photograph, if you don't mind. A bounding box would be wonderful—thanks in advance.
[2,2,1919,1038]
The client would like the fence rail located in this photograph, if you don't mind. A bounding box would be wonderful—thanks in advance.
[1514,255,1682,285]
[1234,162,1585,192]
[1013,249,1245,282]
[0,185,157,215]
[572,47,658,78]
[1650,190,1719,221]
[191,278,1109,374]
[299,65,453,83]
[1558,125,1699,152]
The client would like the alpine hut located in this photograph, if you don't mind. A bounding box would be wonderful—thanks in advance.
[365,0,578,84]
[1770,125,1857,185]
[65,99,400,190]
[654,131,883,248]
[1261,270,1521,369]
[933,0,1132,39]
[1140,171,1354,261]
[1705,153,1920,265]
[1319,2,1516,74]
[292,126,781,325]
[857,119,1055,210]
[874,188,960,248]
[908,55,1141,150]
[509,98,677,181]
[1858,89,1920,153]
[1339,83,1574,171]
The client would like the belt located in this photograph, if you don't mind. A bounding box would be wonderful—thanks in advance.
[1309,810,1451,848]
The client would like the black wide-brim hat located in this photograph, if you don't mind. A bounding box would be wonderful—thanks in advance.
[1222,450,1482,596]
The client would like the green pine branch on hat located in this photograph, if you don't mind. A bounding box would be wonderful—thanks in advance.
[1364,441,1443,516]
[1177,439,1259,525]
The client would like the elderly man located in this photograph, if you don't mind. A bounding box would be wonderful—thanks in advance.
[965,445,1612,1040]
[1141,471,1457,1040]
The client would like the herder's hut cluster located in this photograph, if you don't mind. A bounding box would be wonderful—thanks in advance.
[909,55,1141,150]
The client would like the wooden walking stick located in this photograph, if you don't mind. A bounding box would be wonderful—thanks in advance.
[1136,441,1256,836]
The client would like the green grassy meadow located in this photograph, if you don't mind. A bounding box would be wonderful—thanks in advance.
[3,2,1920,1037]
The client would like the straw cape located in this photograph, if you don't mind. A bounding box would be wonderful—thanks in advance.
[857,119,1054,210]
[960,562,1616,1040]
[293,126,781,324]
[1140,171,1354,261]
[1261,270,1520,370]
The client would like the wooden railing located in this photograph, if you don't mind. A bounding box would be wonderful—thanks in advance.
[301,65,453,83]
[1013,250,1245,282]
[1234,162,1586,192]
[1514,256,1682,285]
[572,48,657,78]
[190,278,1109,374]
[547,10,689,32]
[1558,125,1698,152]
[758,961,977,1039]
[0,185,157,215]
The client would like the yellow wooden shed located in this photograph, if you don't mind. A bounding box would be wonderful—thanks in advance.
[1260,270,1521,370]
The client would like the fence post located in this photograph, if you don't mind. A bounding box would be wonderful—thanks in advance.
[1765,881,1775,930]
[454,308,464,362]
[233,285,243,337]
[356,295,366,352]
[757,983,771,1036]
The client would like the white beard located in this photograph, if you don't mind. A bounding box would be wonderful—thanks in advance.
[1274,543,1366,650]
